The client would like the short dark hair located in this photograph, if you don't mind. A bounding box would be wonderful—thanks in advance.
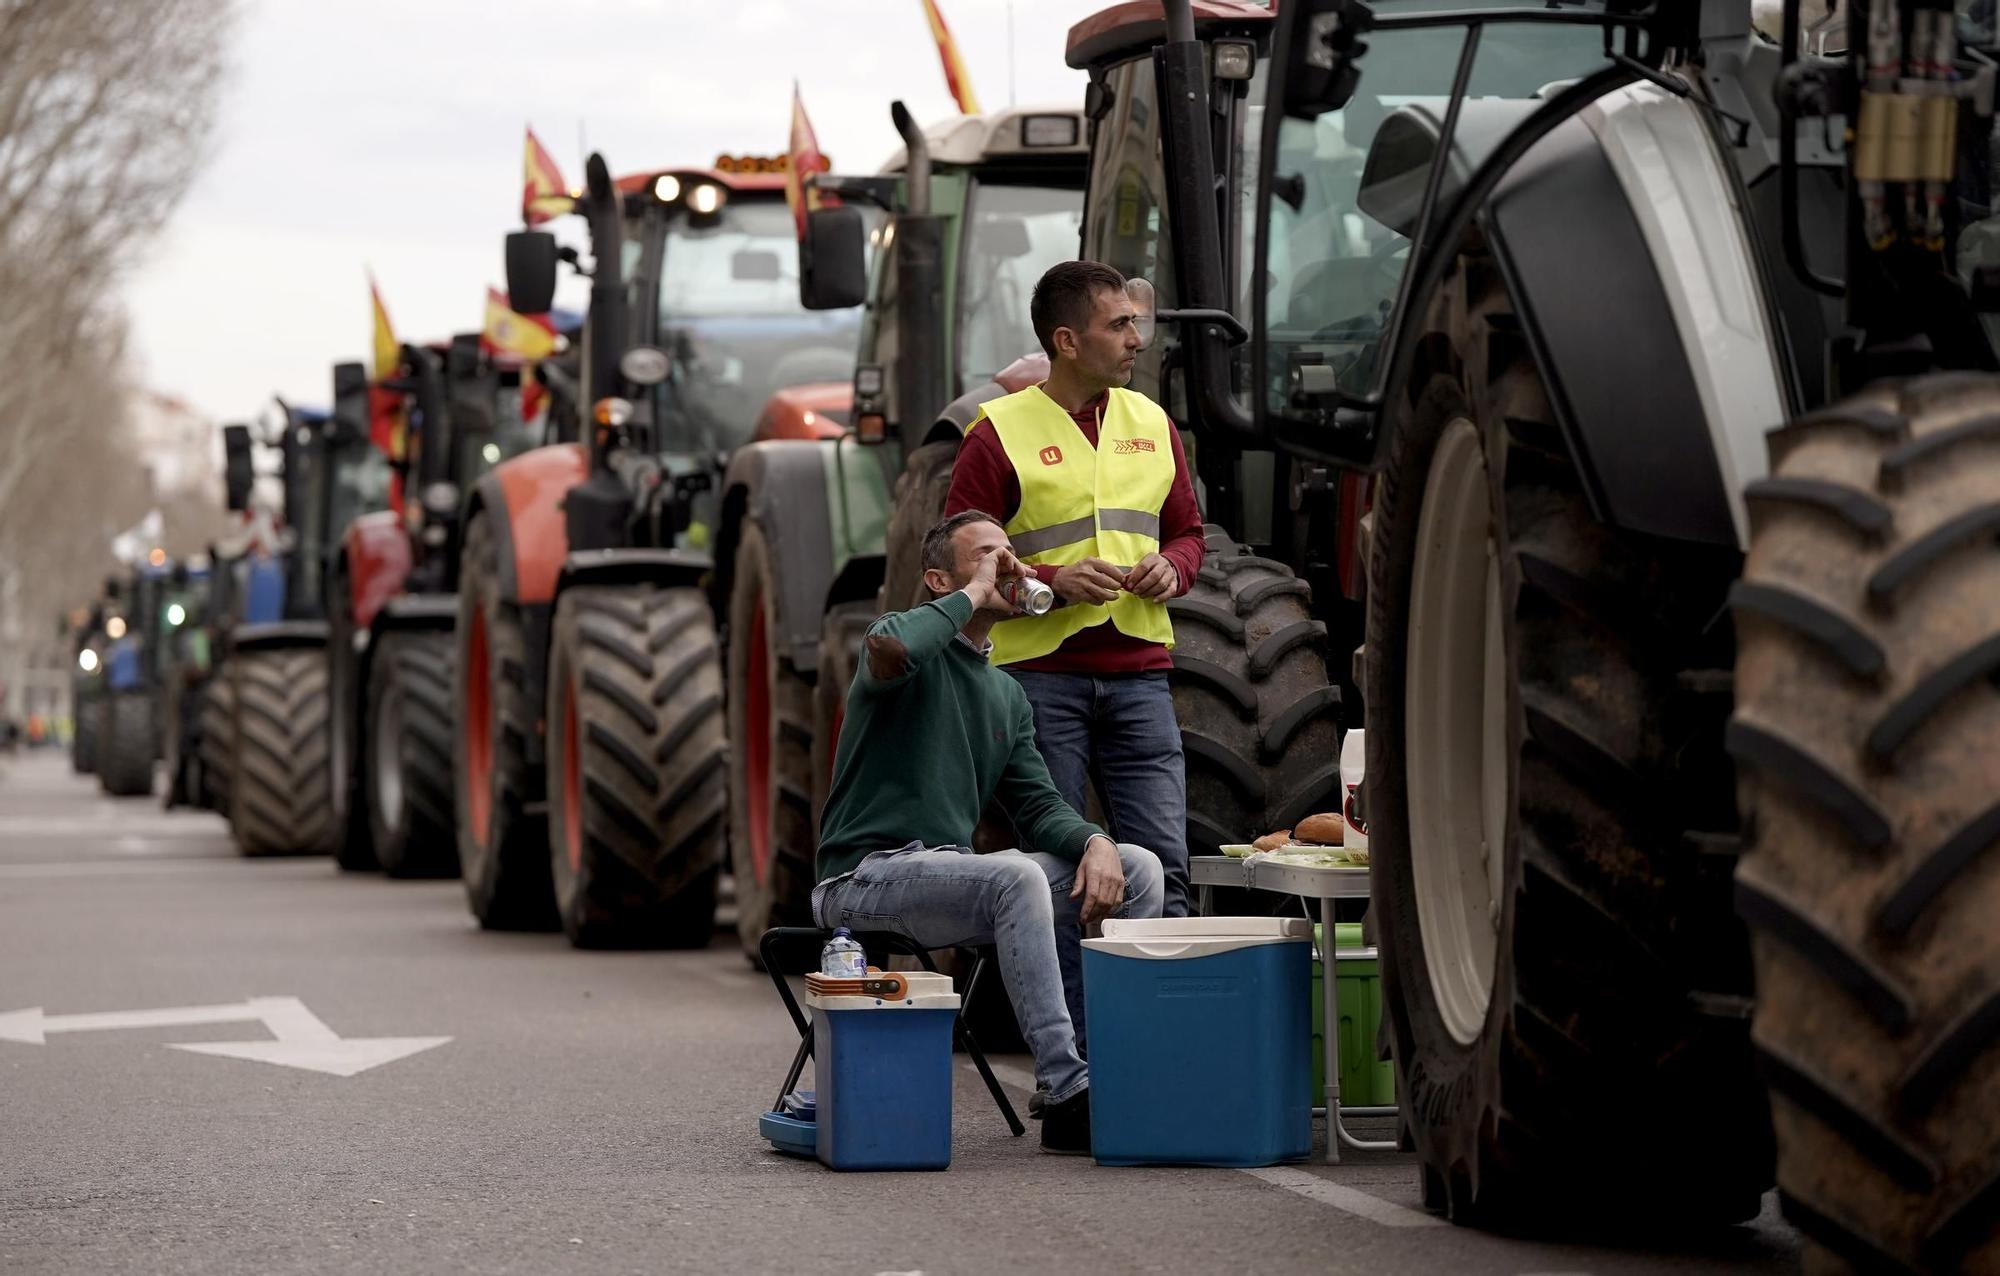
[922,509,1003,575]
[1031,260,1127,359]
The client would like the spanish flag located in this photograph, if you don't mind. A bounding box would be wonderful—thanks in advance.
[919,0,981,116]
[367,273,406,460]
[784,82,834,242]
[481,287,557,361]
[522,126,574,225]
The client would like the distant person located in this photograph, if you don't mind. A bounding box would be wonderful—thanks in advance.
[945,259,1205,928]
[814,510,1164,1156]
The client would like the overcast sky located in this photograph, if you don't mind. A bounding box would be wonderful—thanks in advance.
[125,0,1097,425]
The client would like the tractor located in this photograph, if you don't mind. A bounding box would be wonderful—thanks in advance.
[91,558,181,799]
[68,591,114,776]
[1114,0,2000,1264]
[328,336,544,877]
[214,395,390,856]
[718,101,1090,955]
[465,153,860,945]
[156,557,218,810]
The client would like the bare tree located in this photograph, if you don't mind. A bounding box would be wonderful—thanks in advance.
[0,0,232,709]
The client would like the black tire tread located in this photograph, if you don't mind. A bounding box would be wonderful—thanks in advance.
[1734,373,2000,1272]
[230,649,337,856]
[368,629,457,878]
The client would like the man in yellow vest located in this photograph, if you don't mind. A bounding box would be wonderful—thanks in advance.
[946,260,1205,944]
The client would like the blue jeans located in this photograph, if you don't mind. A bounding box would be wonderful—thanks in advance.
[813,842,1164,1102]
[1008,670,1191,919]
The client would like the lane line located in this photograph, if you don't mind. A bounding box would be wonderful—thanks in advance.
[0,859,272,879]
[964,1060,1440,1230]
[1238,1167,1445,1228]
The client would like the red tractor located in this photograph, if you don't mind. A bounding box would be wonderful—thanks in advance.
[459,153,859,945]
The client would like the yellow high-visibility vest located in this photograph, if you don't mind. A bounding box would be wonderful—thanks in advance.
[975,385,1176,666]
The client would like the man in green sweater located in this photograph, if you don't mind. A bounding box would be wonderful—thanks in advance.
[815,509,1165,1155]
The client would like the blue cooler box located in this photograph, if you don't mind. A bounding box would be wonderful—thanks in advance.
[810,972,960,1171]
[1083,917,1313,1167]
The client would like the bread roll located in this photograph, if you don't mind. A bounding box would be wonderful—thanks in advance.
[1293,812,1346,844]
[1251,829,1292,852]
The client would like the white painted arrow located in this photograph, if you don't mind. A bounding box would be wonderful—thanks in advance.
[0,996,449,1077]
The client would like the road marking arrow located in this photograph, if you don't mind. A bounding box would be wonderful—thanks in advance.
[0,996,449,1076]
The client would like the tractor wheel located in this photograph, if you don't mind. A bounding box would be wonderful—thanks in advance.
[878,440,959,615]
[198,672,233,812]
[1731,374,2000,1272]
[455,511,555,928]
[1170,526,1343,855]
[72,698,98,774]
[1364,251,1769,1227]
[365,629,458,878]
[229,648,338,856]
[726,520,817,957]
[328,561,376,871]
[161,673,192,808]
[545,583,725,949]
[97,691,155,797]
[810,600,875,843]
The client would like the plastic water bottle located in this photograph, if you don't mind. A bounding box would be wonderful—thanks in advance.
[820,927,866,978]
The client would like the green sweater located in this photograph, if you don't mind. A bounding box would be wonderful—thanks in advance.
[816,590,1104,882]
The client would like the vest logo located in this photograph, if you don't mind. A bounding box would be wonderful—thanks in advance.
[1112,438,1156,454]
[1038,445,1063,466]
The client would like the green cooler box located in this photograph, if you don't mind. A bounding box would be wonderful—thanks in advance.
[1312,923,1395,1107]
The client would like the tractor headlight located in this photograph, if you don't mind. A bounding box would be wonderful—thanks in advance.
[688,183,723,215]
[166,603,186,627]
[593,397,634,428]
[78,649,99,673]
[653,174,682,204]
[105,616,126,639]
[421,481,459,516]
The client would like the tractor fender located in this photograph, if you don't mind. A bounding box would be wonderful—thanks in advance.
[556,548,711,597]
[339,510,411,631]
[228,620,329,655]
[1483,85,1790,550]
[468,442,588,606]
[934,352,1049,445]
[716,440,839,673]
[371,593,456,633]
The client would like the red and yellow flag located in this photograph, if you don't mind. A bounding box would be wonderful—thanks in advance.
[522,126,574,225]
[784,82,835,241]
[367,273,406,461]
[919,0,981,115]
[481,287,557,361]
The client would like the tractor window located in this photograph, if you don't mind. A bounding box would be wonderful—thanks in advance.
[958,179,1084,390]
[655,197,861,453]
[1257,17,1609,413]
[1084,56,1175,403]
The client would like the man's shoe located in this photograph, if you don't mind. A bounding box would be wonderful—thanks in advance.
[1028,1084,1048,1120]
[1040,1087,1091,1156]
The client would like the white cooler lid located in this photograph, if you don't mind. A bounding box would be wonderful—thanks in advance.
[1087,916,1311,960]
[806,969,961,1011]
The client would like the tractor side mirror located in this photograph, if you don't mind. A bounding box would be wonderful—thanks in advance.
[506,229,559,315]
[1127,278,1158,351]
[331,360,370,448]
[222,423,254,512]
[799,206,867,311]
[1277,0,1371,120]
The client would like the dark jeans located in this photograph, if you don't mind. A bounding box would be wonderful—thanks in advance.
[1007,669,1190,919]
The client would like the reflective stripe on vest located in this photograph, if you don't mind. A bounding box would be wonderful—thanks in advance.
[977,385,1176,666]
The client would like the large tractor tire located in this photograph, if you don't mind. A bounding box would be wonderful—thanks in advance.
[328,562,376,872]
[810,600,876,841]
[198,672,233,813]
[365,629,458,878]
[1170,526,1343,854]
[97,691,156,797]
[1364,252,1769,1227]
[878,439,959,614]
[161,674,194,808]
[230,648,338,856]
[1730,375,2000,1272]
[455,511,555,929]
[545,583,724,949]
[72,697,98,774]
[726,521,817,956]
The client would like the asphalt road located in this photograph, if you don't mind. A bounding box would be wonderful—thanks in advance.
[0,749,1804,1275]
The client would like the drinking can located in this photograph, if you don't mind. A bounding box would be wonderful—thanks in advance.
[999,575,1055,616]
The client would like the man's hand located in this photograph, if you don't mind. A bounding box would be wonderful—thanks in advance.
[1052,557,1125,605]
[963,546,1024,612]
[1125,552,1179,601]
[1070,835,1127,925]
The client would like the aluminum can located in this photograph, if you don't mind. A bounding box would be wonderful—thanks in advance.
[998,575,1055,616]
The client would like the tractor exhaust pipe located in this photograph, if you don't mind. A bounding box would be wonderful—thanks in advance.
[892,99,931,216]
